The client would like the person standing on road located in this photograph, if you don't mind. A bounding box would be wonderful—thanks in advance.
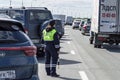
[42,20,60,77]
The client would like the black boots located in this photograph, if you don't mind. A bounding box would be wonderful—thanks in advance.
[51,73,60,77]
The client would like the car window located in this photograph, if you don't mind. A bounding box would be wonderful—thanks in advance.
[82,21,84,24]
[55,21,62,26]
[0,31,28,43]
[9,10,24,23]
[74,22,80,24]
[29,10,52,22]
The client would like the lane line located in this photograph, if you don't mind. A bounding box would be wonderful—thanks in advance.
[67,41,70,44]
[71,50,75,55]
[79,71,89,80]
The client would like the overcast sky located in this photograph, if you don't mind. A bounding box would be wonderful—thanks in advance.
[0,0,93,18]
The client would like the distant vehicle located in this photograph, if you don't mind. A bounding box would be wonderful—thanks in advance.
[0,17,39,80]
[90,0,120,48]
[0,7,53,57]
[54,19,64,38]
[53,14,66,25]
[72,19,81,29]
[81,20,91,35]
[79,20,85,31]
[65,16,73,25]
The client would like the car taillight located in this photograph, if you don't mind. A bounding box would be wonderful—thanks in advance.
[25,29,28,34]
[98,37,106,41]
[23,46,37,56]
[0,46,37,56]
[83,25,87,30]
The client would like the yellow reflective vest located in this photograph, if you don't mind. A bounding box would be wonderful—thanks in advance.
[43,29,56,41]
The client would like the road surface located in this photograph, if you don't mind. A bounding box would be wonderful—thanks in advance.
[38,25,120,80]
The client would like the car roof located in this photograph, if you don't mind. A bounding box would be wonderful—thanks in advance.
[0,18,25,32]
[0,14,11,19]
[0,7,49,11]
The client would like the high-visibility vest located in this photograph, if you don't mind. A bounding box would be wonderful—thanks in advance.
[43,29,56,41]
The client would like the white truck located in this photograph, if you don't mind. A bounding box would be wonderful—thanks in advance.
[90,0,120,48]
[53,14,66,25]
[65,16,73,25]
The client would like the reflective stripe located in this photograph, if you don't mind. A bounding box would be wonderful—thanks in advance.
[55,45,60,48]
[43,29,56,41]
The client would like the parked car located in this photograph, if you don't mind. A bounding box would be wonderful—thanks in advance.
[0,17,39,80]
[81,20,91,35]
[72,19,81,29]
[79,20,85,31]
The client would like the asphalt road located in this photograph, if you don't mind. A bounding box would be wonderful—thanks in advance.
[38,25,120,80]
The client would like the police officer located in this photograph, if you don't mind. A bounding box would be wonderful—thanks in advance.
[42,20,60,77]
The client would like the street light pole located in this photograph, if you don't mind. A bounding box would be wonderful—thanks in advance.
[22,0,24,7]
[31,0,37,7]
[9,0,12,8]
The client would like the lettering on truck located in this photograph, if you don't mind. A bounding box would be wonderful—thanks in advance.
[101,3,117,18]
[101,4,116,12]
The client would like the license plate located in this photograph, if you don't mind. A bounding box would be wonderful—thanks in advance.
[32,39,39,43]
[0,70,16,79]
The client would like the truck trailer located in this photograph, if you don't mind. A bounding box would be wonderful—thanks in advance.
[90,0,120,48]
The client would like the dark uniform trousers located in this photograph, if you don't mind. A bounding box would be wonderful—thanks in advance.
[45,43,58,75]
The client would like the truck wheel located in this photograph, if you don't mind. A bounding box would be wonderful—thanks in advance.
[94,44,98,48]
[98,45,101,48]
[82,32,85,35]
[90,39,93,44]
[116,43,119,45]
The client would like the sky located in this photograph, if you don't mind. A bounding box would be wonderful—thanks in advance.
[0,0,93,18]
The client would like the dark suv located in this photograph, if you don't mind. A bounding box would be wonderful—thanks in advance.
[0,7,53,57]
[0,18,39,80]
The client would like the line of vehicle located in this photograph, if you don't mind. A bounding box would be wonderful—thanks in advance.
[67,41,71,44]
[79,71,89,80]
[70,50,76,55]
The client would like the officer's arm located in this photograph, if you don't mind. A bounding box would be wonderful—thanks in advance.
[54,32,60,49]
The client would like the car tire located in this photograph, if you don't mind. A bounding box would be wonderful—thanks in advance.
[116,43,119,45]
[94,44,97,48]
[98,45,101,48]
[90,40,93,44]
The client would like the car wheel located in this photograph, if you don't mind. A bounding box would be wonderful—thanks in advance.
[94,44,97,48]
[98,45,101,48]
[90,39,93,44]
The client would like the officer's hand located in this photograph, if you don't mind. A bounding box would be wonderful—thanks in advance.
[56,47,60,52]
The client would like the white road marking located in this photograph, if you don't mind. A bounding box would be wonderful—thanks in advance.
[71,50,75,55]
[67,41,70,44]
[79,71,89,80]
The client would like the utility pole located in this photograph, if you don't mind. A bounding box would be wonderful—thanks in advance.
[9,0,12,8]
[31,0,37,7]
[22,0,24,7]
